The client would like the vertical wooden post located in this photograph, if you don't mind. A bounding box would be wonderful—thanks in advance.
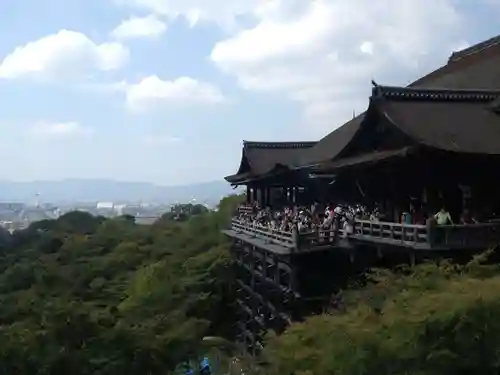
[292,224,300,252]
[250,245,256,290]
[426,217,436,248]
[262,251,267,278]
[349,249,356,263]
[257,187,263,207]
[274,255,280,285]
[409,251,416,267]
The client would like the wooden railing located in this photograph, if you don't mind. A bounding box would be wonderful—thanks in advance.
[432,222,500,248]
[238,205,254,215]
[230,218,500,251]
[231,219,296,248]
[352,220,428,246]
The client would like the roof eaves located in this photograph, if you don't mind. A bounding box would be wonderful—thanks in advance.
[312,146,416,173]
[235,165,292,184]
[243,141,317,149]
[372,84,500,102]
[224,172,253,184]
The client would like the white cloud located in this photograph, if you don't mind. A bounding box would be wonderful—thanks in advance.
[114,0,259,28]
[0,30,129,80]
[202,0,476,134]
[142,134,181,146]
[360,41,374,55]
[111,14,167,39]
[28,122,93,139]
[105,0,499,134]
[124,75,225,110]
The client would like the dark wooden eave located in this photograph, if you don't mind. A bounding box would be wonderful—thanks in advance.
[224,141,317,185]
[299,115,365,166]
[311,146,416,173]
[225,172,252,184]
[372,85,500,155]
[309,84,500,174]
[299,34,500,169]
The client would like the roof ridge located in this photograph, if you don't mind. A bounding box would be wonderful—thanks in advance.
[372,84,500,102]
[243,141,317,149]
[449,35,500,63]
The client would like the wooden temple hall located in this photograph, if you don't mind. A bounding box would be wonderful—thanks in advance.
[221,35,500,352]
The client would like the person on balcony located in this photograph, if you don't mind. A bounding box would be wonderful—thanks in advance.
[434,207,453,225]
[401,211,412,225]
[370,208,380,222]
[460,209,477,224]
[343,209,355,237]
[412,205,425,225]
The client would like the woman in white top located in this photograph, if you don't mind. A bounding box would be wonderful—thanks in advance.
[434,207,453,225]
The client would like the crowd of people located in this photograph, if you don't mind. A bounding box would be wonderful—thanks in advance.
[236,201,480,235]
[236,201,381,235]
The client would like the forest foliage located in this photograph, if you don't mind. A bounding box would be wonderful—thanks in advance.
[0,196,243,375]
[261,250,500,375]
[1,194,500,375]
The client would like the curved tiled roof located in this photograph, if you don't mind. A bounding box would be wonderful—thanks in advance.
[300,34,500,166]
[225,141,317,183]
[299,115,364,166]
[448,35,500,63]
[411,34,500,89]
[225,33,500,184]
[373,85,500,154]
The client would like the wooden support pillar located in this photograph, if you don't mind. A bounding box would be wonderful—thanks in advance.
[257,187,263,207]
[290,265,298,296]
[250,245,256,290]
[409,251,416,267]
[246,186,250,203]
[262,251,267,278]
[274,255,280,285]
[349,249,356,263]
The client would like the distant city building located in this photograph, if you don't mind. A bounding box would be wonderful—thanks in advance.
[96,202,114,209]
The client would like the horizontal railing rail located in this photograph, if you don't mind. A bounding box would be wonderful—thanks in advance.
[353,219,428,244]
[433,222,500,248]
[232,219,296,247]
[230,217,500,251]
[238,205,254,215]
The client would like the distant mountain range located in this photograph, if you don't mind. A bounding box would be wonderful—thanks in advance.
[0,179,241,205]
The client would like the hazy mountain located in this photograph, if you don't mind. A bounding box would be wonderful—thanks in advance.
[0,179,240,204]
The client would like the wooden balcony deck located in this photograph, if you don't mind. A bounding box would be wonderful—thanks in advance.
[224,218,500,253]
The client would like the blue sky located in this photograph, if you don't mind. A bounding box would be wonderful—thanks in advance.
[0,0,498,186]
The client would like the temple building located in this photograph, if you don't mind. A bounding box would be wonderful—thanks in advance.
[222,34,500,352]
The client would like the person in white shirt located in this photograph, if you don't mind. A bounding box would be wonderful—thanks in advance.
[434,207,453,225]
